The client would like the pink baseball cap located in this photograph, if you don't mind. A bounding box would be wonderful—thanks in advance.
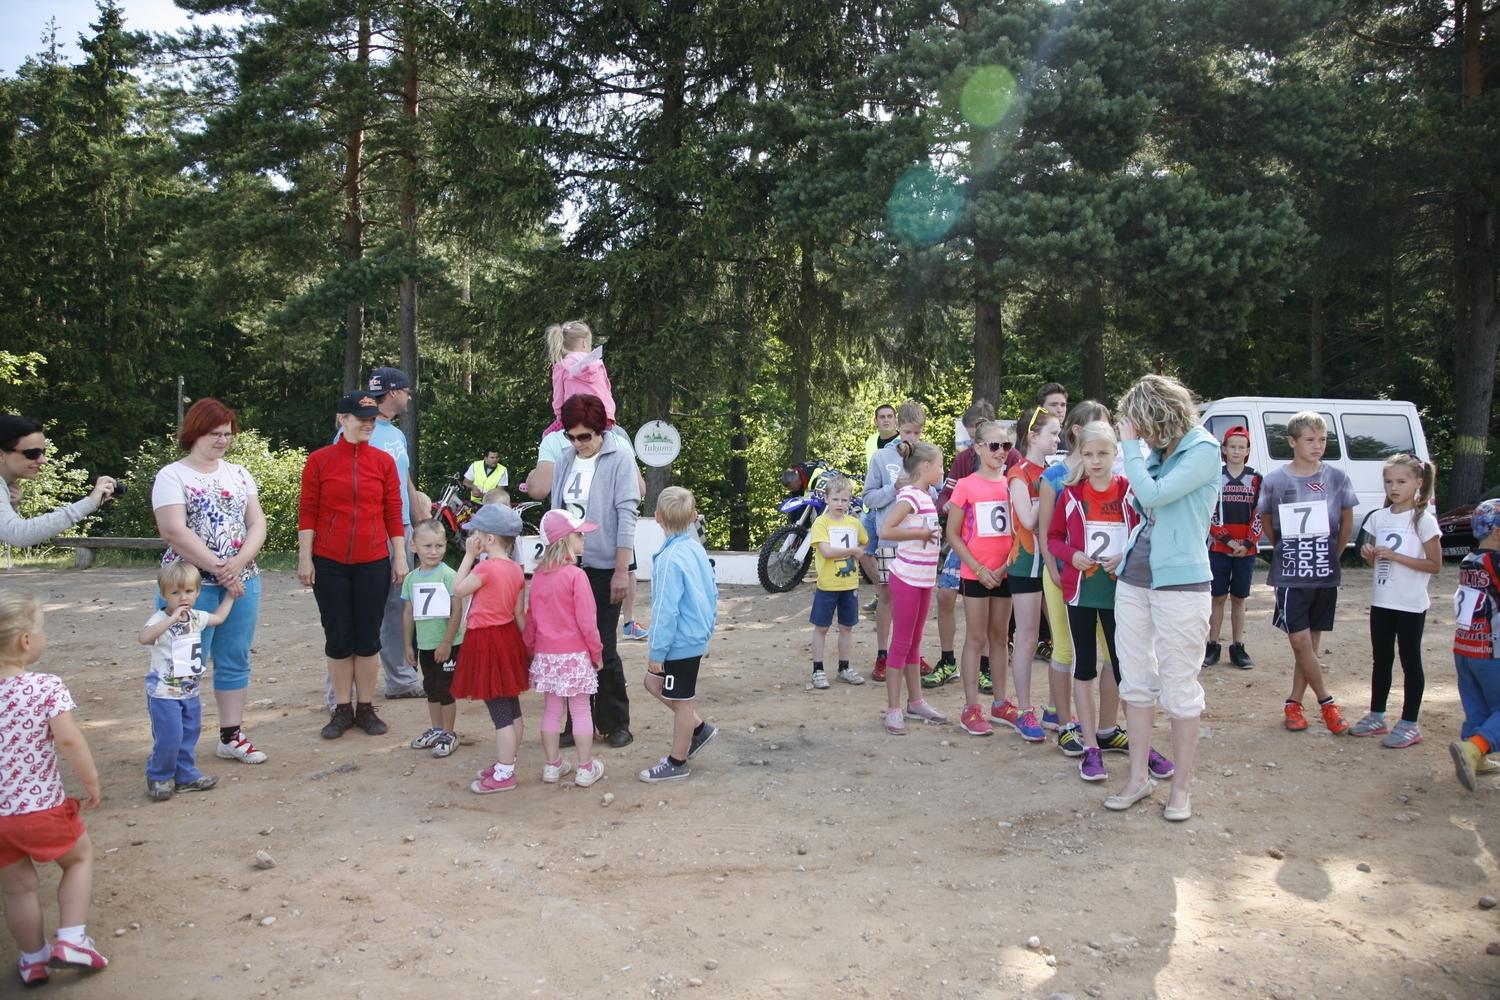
[539,509,598,546]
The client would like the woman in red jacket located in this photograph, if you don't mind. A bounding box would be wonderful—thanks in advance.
[298,393,409,739]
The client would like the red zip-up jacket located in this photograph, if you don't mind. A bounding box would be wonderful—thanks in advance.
[298,437,405,564]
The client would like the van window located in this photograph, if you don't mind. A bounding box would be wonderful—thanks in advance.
[1263,412,1342,461]
[1341,413,1415,461]
[1204,415,1249,442]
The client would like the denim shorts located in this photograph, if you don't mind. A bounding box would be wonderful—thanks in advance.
[810,588,860,628]
[861,509,880,556]
[1209,551,1256,600]
[938,550,962,590]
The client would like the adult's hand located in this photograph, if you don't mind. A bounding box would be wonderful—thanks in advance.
[610,567,629,605]
[8,480,21,508]
[297,557,315,587]
[87,476,116,506]
[211,555,243,589]
[1117,416,1138,442]
[392,552,409,585]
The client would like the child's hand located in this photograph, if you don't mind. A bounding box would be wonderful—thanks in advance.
[1070,552,1096,572]
[80,780,100,810]
[1228,540,1247,557]
[1360,542,1375,561]
[593,661,603,673]
[923,525,941,544]
[1371,545,1396,561]
[1100,554,1123,574]
[977,566,1001,589]
[172,605,193,625]
[465,535,482,557]
[435,642,452,664]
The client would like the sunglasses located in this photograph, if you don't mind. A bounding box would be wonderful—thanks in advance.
[979,440,1010,453]
[6,447,44,460]
[565,431,597,444]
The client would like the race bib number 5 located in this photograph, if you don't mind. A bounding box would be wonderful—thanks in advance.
[171,634,204,679]
[974,500,1011,538]
[1278,501,1331,540]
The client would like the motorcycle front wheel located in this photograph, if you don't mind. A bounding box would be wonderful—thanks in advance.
[757,523,812,593]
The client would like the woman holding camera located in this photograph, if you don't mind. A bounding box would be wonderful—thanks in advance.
[0,415,118,547]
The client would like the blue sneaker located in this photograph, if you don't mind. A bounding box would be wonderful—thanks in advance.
[622,620,648,641]
[1017,708,1046,743]
[1041,706,1062,731]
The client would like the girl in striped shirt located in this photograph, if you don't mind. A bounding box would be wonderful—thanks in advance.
[879,440,947,734]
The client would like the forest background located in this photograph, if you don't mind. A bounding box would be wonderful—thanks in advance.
[1,0,1497,551]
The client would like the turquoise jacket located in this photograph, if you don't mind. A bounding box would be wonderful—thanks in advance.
[1118,424,1220,588]
[647,531,719,663]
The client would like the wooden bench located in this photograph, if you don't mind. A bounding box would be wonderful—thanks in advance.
[47,536,167,569]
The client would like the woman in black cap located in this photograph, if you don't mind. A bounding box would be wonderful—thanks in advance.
[0,415,118,547]
[298,393,409,738]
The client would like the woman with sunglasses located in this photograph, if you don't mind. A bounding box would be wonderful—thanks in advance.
[0,416,118,548]
[549,393,642,749]
[150,399,269,765]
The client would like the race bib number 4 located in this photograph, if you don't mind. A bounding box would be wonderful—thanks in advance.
[974,500,1012,538]
[562,466,595,517]
[171,634,204,679]
[1084,521,1127,561]
[412,581,453,620]
[1278,501,1331,540]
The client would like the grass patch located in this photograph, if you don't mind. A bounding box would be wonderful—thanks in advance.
[0,547,300,571]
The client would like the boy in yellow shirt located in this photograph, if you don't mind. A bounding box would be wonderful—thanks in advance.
[808,476,868,688]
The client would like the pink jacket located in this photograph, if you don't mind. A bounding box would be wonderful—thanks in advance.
[1046,475,1141,606]
[551,348,616,423]
[521,563,603,660]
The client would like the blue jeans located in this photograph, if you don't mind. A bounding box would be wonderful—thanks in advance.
[146,693,203,783]
[159,574,261,691]
[1455,654,1500,750]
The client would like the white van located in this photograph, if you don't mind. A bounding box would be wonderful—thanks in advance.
[1196,397,1432,537]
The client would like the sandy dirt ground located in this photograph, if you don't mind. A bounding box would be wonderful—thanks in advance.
[1,562,1499,1000]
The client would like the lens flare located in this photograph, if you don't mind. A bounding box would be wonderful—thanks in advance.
[887,164,964,247]
[960,65,1018,129]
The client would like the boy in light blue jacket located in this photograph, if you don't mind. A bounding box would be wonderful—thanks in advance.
[640,487,720,782]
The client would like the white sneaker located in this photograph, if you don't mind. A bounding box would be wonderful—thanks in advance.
[811,669,830,689]
[216,733,267,764]
[575,759,605,787]
[542,759,573,784]
[836,668,865,685]
[430,733,456,758]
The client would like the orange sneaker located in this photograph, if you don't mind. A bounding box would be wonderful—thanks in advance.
[1283,702,1308,730]
[1320,700,1350,734]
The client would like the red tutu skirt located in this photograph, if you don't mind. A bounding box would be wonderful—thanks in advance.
[450,622,529,700]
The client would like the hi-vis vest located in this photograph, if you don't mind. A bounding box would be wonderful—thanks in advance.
[467,460,507,494]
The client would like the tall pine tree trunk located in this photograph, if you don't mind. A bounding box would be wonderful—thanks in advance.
[790,241,815,465]
[340,11,370,391]
[973,245,1003,404]
[398,11,420,471]
[1450,0,1500,504]
[730,375,750,551]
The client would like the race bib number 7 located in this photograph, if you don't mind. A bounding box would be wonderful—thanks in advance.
[974,501,1011,538]
[1278,501,1331,540]
[171,635,204,679]
[412,581,453,620]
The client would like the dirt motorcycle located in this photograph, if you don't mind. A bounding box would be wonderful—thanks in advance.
[430,474,481,535]
[757,460,864,593]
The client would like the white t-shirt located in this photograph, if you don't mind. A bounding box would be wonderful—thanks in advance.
[144,609,211,700]
[0,672,77,816]
[1364,507,1441,613]
[536,425,634,466]
[558,454,597,519]
[151,459,260,582]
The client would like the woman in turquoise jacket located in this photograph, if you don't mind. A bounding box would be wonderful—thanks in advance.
[1104,375,1220,823]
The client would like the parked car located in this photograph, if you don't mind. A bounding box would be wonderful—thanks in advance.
[1196,396,1433,543]
[1437,482,1500,554]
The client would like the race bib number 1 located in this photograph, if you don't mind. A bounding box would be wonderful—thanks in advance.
[412,582,453,620]
[170,634,204,679]
[974,500,1012,538]
[828,527,857,551]
[1278,501,1331,540]
[1084,521,1127,561]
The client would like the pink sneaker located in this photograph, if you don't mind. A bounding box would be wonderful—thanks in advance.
[989,699,1021,729]
[960,704,993,736]
[18,951,50,986]
[904,700,948,724]
[470,770,516,794]
[49,937,107,970]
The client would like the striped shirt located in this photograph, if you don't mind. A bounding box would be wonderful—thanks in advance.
[890,486,940,588]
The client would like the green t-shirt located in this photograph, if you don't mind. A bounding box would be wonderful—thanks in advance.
[401,563,465,649]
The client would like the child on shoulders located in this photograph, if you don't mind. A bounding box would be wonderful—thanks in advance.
[403,519,467,759]
[544,321,616,436]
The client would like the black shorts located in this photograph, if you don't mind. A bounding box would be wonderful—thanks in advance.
[418,645,459,705]
[1210,551,1256,599]
[651,655,701,701]
[312,557,390,659]
[961,578,1010,599]
[1007,574,1044,595]
[1273,586,1337,635]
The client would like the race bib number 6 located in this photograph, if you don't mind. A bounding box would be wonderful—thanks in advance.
[171,635,204,679]
[974,500,1012,538]
[1278,501,1331,540]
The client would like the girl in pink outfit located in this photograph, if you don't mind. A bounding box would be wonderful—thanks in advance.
[879,439,947,735]
[545,321,616,435]
[524,510,606,787]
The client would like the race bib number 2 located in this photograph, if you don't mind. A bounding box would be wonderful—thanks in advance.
[974,501,1011,538]
[170,635,204,679]
[1084,521,1127,561]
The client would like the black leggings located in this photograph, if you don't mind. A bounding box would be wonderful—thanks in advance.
[312,556,389,659]
[1369,606,1425,722]
[485,696,522,729]
[1066,605,1119,684]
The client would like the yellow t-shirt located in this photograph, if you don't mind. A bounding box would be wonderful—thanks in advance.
[810,512,868,592]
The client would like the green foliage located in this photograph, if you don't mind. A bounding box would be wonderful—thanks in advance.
[108,431,307,553]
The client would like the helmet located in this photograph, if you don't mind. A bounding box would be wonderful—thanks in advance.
[1473,500,1500,543]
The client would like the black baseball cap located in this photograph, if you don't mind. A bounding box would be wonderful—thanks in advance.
[367,367,412,395]
[337,392,383,417]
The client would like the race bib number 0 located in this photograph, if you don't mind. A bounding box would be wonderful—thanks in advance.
[1456,587,1484,630]
[974,500,1012,538]
[412,581,453,620]
[828,527,857,550]
[1084,521,1127,561]
[1278,501,1331,540]
[171,634,204,679]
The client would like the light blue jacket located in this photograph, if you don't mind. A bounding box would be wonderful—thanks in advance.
[1118,424,1220,588]
[648,531,719,663]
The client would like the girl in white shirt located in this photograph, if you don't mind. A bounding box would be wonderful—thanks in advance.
[1351,454,1442,748]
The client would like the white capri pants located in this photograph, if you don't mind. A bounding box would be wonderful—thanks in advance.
[1115,581,1211,720]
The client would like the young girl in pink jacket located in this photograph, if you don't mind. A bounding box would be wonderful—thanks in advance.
[524,510,606,787]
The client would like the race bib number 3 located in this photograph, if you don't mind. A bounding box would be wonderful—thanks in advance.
[1278,501,1331,540]
[1456,587,1484,630]
[171,634,204,679]
[974,500,1012,538]
[1084,521,1127,561]
[412,581,453,620]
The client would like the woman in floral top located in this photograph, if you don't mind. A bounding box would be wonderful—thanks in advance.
[151,399,269,765]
